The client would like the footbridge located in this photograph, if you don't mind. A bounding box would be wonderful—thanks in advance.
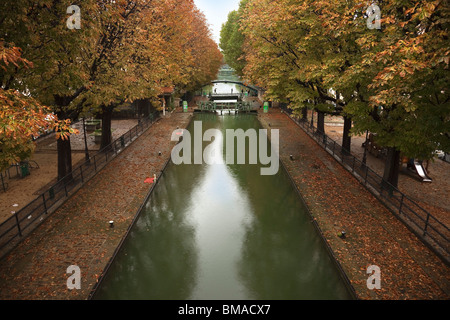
[195,101,256,114]
[209,80,259,92]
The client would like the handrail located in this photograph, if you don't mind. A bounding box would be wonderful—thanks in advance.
[0,112,160,259]
[280,108,449,265]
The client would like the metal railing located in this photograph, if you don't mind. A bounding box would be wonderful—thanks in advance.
[197,101,253,112]
[0,112,160,259]
[282,109,450,264]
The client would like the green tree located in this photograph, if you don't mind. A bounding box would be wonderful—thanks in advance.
[343,0,450,187]
[2,0,222,178]
[78,0,222,149]
[1,0,99,180]
[236,0,449,187]
[0,41,77,171]
[219,1,248,76]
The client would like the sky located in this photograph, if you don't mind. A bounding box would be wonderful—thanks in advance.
[193,0,241,47]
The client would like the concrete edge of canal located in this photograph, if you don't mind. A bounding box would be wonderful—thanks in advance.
[0,110,193,300]
[255,112,359,300]
[257,109,449,300]
[87,112,196,300]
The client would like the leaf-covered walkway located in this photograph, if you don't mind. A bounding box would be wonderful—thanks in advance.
[0,111,192,300]
[258,109,449,300]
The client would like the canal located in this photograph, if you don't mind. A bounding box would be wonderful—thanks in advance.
[92,113,354,300]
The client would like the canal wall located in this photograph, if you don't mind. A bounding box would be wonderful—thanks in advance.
[0,110,193,300]
[257,108,449,300]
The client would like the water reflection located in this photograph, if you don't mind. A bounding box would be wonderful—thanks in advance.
[200,83,250,96]
[93,113,353,300]
[221,114,352,300]
[93,157,207,300]
[198,66,257,96]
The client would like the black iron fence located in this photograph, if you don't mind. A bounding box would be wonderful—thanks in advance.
[0,112,160,258]
[282,109,450,264]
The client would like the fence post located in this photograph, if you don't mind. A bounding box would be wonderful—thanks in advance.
[49,187,55,200]
[399,194,404,215]
[93,155,97,171]
[80,165,84,183]
[42,193,48,215]
[15,212,22,237]
[64,182,68,197]
[423,213,430,237]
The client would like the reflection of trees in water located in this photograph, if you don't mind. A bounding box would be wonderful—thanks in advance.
[221,115,352,299]
[95,114,352,300]
[94,118,211,300]
[217,70,241,82]
[231,164,352,299]
[220,113,259,129]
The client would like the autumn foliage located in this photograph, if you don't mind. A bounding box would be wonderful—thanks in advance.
[0,0,222,177]
[0,42,77,171]
[222,0,449,186]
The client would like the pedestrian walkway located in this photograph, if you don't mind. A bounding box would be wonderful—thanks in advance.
[258,109,449,300]
[0,111,192,300]
[0,119,139,223]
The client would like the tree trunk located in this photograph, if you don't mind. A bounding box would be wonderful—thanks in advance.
[101,105,114,150]
[342,116,352,155]
[317,110,325,135]
[57,137,72,181]
[54,96,78,182]
[142,99,150,117]
[136,99,150,118]
[301,107,307,121]
[383,147,401,189]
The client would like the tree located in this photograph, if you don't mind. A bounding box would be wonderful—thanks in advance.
[1,0,99,180]
[342,0,450,187]
[232,0,449,187]
[2,0,222,178]
[220,4,247,77]
[239,0,347,136]
[77,0,222,149]
[0,41,77,172]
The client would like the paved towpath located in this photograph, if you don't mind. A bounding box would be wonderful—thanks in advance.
[0,111,192,300]
[258,109,449,300]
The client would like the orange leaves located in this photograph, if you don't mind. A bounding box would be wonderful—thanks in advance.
[82,0,221,105]
[0,41,33,71]
[0,89,79,170]
[54,119,79,141]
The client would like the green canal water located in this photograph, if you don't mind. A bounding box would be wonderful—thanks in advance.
[92,113,354,300]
